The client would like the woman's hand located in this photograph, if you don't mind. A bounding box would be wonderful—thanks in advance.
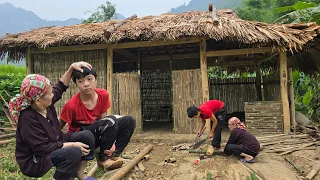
[73,142,90,156]
[70,61,92,72]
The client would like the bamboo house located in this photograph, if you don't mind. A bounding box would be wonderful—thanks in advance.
[1,8,320,135]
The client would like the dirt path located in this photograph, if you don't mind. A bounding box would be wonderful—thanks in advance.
[88,140,307,180]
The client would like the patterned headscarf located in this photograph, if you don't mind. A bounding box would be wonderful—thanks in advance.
[229,117,246,130]
[9,74,51,122]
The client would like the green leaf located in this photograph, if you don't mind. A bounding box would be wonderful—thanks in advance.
[292,70,300,86]
[303,89,313,105]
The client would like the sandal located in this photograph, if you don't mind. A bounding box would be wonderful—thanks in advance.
[242,158,255,163]
[85,176,96,180]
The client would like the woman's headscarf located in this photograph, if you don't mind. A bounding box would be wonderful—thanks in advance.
[229,117,246,130]
[9,74,51,122]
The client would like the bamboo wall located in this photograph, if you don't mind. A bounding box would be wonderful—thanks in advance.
[112,73,142,132]
[263,72,280,101]
[209,77,257,112]
[172,69,203,134]
[33,50,106,115]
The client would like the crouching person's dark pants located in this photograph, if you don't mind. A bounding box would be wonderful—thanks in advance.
[50,130,95,180]
[211,106,227,148]
[81,115,136,162]
[224,144,258,157]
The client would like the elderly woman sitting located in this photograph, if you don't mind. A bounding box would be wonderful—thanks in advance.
[224,117,260,163]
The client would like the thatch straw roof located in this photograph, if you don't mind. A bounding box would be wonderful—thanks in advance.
[1,9,320,59]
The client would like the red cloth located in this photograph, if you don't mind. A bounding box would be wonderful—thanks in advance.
[60,88,110,132]
[199,100,225,119]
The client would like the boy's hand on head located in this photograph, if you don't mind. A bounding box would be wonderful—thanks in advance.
[71,61,92,72]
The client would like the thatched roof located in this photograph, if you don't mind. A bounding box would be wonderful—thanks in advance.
[1,9,320,59]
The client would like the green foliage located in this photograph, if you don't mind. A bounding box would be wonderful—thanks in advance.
[274,4,320,24]
[292,71,320,122]
[0,65,26,127]
[82,1,116,24]
[276,1,316,13]
[0,143,55,179]
[236,0,279,23]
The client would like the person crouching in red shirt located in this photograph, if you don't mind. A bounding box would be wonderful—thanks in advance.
[59,67,136,170]
[187,100,227,150]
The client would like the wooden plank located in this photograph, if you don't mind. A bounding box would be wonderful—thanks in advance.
[280,52,290,133]
[107,45,113,115]
[206,47,273,57]
[288,68,296,132]
[30,44,108,54]
[26,47,32,74]
[200,39,210,133]
[111,37,200,49]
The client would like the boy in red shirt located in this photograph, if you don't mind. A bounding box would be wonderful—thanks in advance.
[187,100,227,149]
[59,67,136,170]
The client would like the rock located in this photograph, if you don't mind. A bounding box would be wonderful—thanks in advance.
[295,111,312,126]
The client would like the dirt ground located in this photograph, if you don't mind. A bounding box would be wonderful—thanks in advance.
[86,130,320,180]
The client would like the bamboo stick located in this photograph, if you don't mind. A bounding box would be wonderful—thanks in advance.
[279,143,317,156]
[0,139,15,145]
[305,163,320,180]
[284,157,305,175]
[315,145,320,160]
[108,144,153,180]
[237,160,265,180]
[0,127,16,131]
[0,133,15,139]
[87,164,98,177]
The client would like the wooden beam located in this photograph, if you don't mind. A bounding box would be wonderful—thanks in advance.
[255,64,262,101]
[107,45,113,115]
[26,47,32,74]
[211,60,255,67]
[30,44,108,54]
[141,53,199,61]
[114,49,138,61]
[280,52,290,133]
[111,37,200,49]
[288,68,296,133]
[207,47,273,57]
[200,39,210,133]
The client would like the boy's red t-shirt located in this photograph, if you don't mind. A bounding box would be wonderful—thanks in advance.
[199,100,225,119]
[60,88,110,132]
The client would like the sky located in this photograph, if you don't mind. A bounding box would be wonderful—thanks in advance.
[0,0,192,20]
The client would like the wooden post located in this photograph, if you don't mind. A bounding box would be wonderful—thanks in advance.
[279,52,290,133]
[26,47,32,74]
[255,64,262,101]
[288,68,296,133]
[200,39,210,133]
[107,45,113,115]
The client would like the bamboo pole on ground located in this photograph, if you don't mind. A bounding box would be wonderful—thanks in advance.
[305,163,320,180]
[0,133,15,139]
[108,144,153,180]
[87,164,98,177]
[0,139,15,145]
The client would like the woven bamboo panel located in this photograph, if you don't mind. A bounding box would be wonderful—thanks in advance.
[245,101,283,135]
[32,50,106,116]
[172,69,203,134]
[116,73,142,133]
[209,77,257,112]
[263,72,280,101]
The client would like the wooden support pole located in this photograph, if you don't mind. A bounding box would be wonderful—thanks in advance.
[288,68,296,133]
[255,64,262,101]
[279,52,290,133]
[107,45,113,115]
[200,39,210,133]
[26,47,32,74]
[108,144,153,180]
